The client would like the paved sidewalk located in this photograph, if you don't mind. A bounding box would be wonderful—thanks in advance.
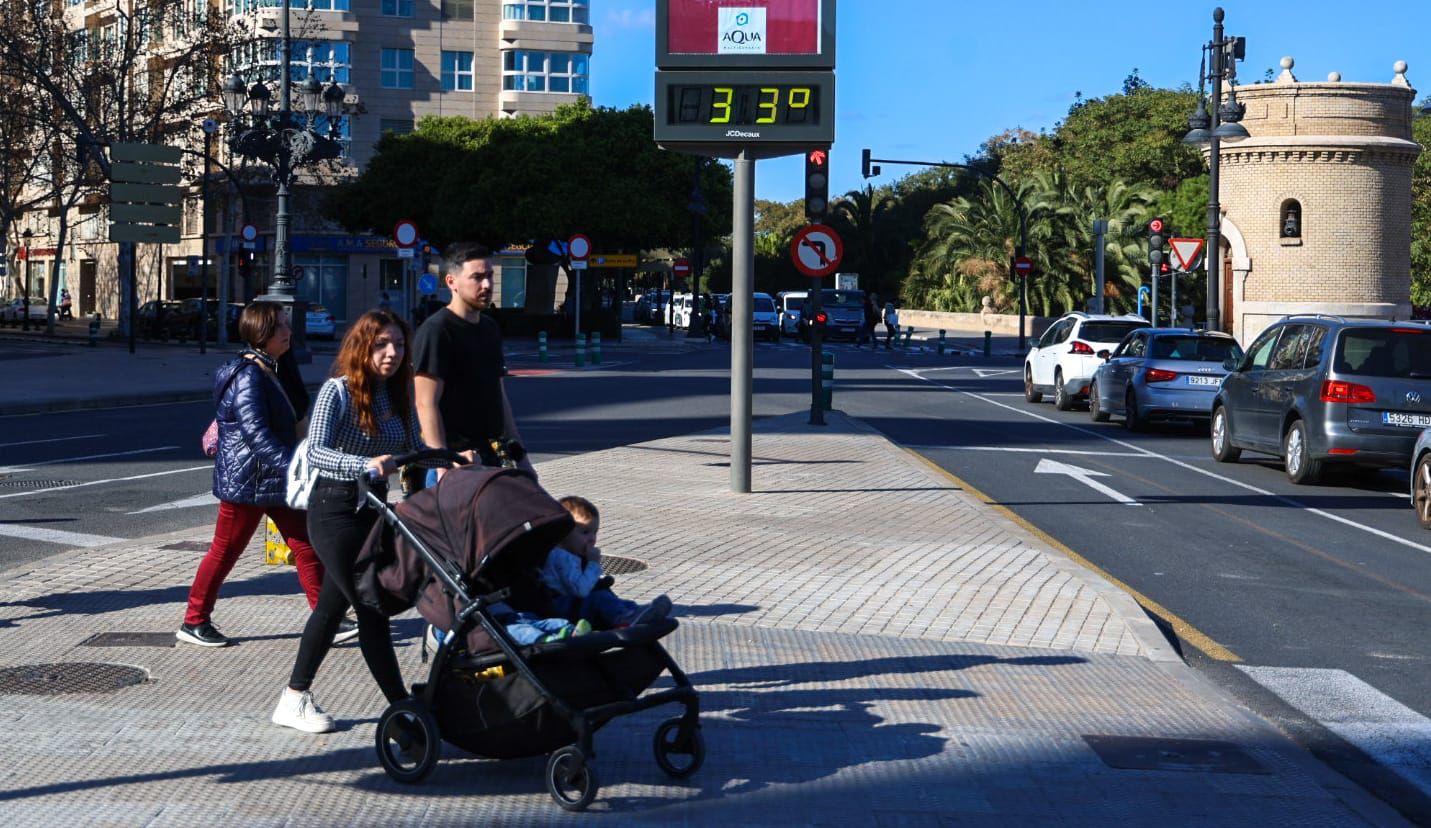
[0,411,1404,825]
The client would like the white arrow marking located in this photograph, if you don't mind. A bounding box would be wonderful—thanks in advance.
[1034,458,1140,505]
[972,368,1019,378]
[127,492,219,515]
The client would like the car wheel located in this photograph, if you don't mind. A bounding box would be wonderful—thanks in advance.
[1210,405,1241,462]
[1090,380,1110,422]
[1283,420,1322,484]
[1024,366,1043,403]
[1414,454,1431,530]
[1053,370,1073,411]
[1123,389,1145,432]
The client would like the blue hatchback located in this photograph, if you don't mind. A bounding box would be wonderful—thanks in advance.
[1090,328,1243,430]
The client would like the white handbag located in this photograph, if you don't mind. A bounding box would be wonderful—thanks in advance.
[285,438,319,510]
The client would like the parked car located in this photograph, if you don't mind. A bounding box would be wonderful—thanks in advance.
[1089,328,1243,430]
[798,289,865,341]
[1211,316,1431,484]
[777,290,807,338]
[136,300,185,340]
[1410,427,1431,529]
[1024,311,1149,410]
[752,292,779,341]
[640,290,671,324]
[667,293,693,328]
[306,304,337,339]
[0,297,48,325]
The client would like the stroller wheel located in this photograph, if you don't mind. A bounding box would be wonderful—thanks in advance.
[375,699,441,784]
[653,717,705,779]
[545,746,598,811]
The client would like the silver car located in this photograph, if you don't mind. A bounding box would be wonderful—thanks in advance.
[1090,328,1243,430]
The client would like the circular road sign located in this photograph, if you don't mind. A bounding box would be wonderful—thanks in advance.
[567,234,592,261]
[672,257,691,275]
[393,219,420,249]
[240,224,258,243]
[418,273,438,295]
[1013,256,1034,277]
[790,224,844,278]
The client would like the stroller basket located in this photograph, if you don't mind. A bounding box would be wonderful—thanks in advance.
[351,453,702,811]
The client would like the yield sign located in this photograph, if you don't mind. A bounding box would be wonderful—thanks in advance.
[1169,237,1205,271]
[790,224,843,278]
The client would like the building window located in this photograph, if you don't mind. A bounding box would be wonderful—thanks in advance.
[233,0,348,11]
[295,254,348,320]
[441,0,472,20]
[502,1,587,23]
[502,50,587,94]
[380,48,413,89]
[1280,198,1302,239]
[380,118,415,135]
[441,51,474,91]
[381,0,412,16]
[237,40,351,85]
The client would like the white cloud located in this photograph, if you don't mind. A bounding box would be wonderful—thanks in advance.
[605,7,655,29]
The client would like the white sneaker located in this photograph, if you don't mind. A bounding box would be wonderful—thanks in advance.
[271,688,335,734]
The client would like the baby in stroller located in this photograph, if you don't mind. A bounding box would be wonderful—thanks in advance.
[542,496,672,629]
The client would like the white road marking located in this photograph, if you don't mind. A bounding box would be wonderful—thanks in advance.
[0,446,180,473]
[0,465,212,500]
[0,433,104,449]
[127,492,219,515]
[901,367,1431,555]
[1238,666,1431,797]
[0,523,123,548]
[1034,458,1140,505]
[911,445,1149,458]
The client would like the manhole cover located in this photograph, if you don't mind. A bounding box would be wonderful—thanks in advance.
[603,555,648,575]
[80,632,176,648]
[1082,735,1268,775]
[159,540,211,552]
[0,479,80,490]
[0,662,149,695]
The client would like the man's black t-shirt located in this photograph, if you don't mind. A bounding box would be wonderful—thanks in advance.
[411,307,506,449]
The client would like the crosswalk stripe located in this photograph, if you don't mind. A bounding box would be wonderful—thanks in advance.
[0,523,124,548]
[1238,665,1431,797]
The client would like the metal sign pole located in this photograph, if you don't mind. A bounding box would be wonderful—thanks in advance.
[809,277,824,425]
[731,150,754,494]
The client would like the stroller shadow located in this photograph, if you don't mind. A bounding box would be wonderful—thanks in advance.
[675,602,761,618]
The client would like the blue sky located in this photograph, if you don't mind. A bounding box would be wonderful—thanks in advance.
[591,1,1429,204]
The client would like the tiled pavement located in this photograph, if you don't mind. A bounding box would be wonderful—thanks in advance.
[0,410,1405,825]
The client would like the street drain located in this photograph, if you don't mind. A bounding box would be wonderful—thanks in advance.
[159,540,211,552]
[80,632,176,648]
[602,555,647,575]
[0,663,149,695]
[1082,735,1268,775]
[0,479,80,490]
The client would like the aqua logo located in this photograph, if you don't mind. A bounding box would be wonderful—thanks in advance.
[735,11,748,25]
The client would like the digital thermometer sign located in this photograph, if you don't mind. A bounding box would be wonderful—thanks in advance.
[655,70,833,147]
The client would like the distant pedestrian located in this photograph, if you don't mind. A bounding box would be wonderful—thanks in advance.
[856,295,877,348]
[378,291,391,313]
[883,302,899,350]
[59,289,73,319]
[177,302,339,648]
[413,241,531,490]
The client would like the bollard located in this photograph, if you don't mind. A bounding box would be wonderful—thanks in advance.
[88,314,100,347]
[537,330,548,363]
[821,350,834,410]
[590,331,601,365]
[938,329,946,355]
[984,330,992,358]
[575,333,586,368]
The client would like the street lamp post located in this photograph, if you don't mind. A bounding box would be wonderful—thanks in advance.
[219,0,346,362]
[1183,7,1248,335]
[20,228,32,332]
[863,150,1031,350]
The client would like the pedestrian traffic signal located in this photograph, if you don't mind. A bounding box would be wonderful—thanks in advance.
[1148,217,1166,267]
[805,149,829,223]
[813,310,828,329]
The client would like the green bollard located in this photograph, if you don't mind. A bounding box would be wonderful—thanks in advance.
[821,350,834,410]
[984,330,992,358]
[538,330,548,363]
[938,329,946,355]
[575,334,586,368]
[590,331,601,365]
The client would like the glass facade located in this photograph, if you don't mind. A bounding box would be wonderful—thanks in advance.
[295,254,349,319]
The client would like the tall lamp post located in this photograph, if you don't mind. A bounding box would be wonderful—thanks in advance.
[219,5,346,363]
[20,228,32,332]
[1182,7,1248,335]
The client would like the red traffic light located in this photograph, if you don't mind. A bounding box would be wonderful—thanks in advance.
[1149,217,1165,234]
[808,149,827,166]
[814,311,828,324]
[1160,262,1170,273]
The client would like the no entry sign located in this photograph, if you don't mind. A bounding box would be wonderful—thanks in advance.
[1013,256,1034,277]
[790,224,843,278]
[672,257,691,276]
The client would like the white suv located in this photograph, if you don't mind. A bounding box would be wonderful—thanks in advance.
[1024,312,1148,410]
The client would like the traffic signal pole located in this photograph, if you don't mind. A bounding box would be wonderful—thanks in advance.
[809,279,825,425]
[730,150,754,494]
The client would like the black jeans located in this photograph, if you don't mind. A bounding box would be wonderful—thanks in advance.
[288,479,407,703]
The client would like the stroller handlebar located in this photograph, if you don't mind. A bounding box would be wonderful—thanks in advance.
[392,448,471,469]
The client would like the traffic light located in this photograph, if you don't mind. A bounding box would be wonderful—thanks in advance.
[1148,217,1166,268]
[861,148,880,179]
[805,149,829,223]
[813,310,828,330]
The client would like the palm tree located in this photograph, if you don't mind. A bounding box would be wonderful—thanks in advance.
[830,184,897,295]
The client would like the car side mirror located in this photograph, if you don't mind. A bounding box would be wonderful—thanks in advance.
[1097,350,1111,361]
[1222,355,1241,372]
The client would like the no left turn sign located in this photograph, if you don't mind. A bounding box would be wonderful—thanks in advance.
[790,224,844,278]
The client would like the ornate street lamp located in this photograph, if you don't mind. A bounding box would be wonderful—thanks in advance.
[1183,7,1247,335]
[20,228,32,332]
[219,2,348,362]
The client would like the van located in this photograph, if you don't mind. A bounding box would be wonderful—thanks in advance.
[777,290,807,338]
[799,289,865,341]
[752,292,779,341]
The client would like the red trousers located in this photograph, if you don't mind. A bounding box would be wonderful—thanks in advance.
[184,501,323,627]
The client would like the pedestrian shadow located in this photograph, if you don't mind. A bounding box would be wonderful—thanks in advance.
[673,602,760,618]
[0,571,312,626]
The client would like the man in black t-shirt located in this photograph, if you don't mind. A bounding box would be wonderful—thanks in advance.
[413,241,530,484]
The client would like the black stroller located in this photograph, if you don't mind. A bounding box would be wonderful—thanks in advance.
[352,451,702,811]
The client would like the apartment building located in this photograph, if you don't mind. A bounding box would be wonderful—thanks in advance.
[12,0,592,325]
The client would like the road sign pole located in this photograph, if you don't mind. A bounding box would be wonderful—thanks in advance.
[809,276,825,426]
[731,150,754,494]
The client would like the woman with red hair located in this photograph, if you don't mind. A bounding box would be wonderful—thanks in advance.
[272,310,427,733]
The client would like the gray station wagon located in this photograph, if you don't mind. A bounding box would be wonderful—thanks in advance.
[1210,315,1431,483]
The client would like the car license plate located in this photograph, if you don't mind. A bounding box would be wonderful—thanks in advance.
[1382,411,1431,428]
[1186,375,1221,386]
